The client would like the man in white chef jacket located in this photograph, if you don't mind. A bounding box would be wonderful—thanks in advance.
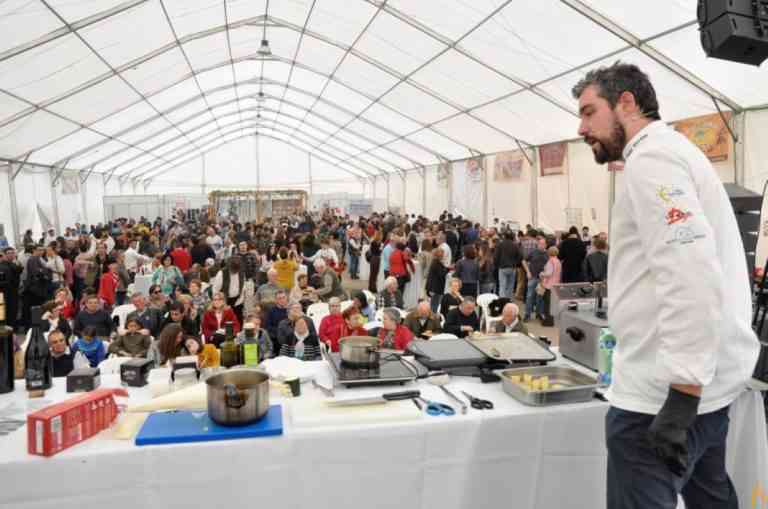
[572,62,759,508]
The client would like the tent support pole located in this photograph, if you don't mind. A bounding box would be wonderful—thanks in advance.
[531,149,539,227]
[308,153,313,212]
[420,167,426,217]
[81,173,89,227]
[482,160,489,226]
[50,168,61,234]
[201,154,206,197]
[6,164,21,246]
[735,112,747,186]
[385,174,391,211]
[400,171,406,213]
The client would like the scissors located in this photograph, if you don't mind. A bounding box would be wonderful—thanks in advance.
[461,391,494,410]
[415,397,455,417]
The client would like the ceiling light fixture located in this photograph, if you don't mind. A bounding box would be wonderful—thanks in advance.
[257,39,272,57]
[256,91,266,103]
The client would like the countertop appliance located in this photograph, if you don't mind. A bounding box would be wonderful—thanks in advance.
[325,352,420,387]
[558,308,609,371]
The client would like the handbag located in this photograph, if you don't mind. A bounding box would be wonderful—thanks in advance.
[365,250,372,262]
[535,282,546,296]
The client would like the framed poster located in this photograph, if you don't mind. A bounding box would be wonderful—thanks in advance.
[494,150,524,181]
[539,142,568,176]
[673,112,731,162]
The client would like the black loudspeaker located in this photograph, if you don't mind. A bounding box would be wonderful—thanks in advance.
[724,183,763,275]
[698,0,768,66]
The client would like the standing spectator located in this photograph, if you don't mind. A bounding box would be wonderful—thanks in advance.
[540,246,563,325]
[494,231,521,299]
[426,248,449,313]
[416,238,433,296]
[440,277,464,317]
[522,237,549,322]
[23,245,52,326]
[170,240,192,273]
[558,226,587,283]
[114,252,131,306]
[380,232,395,279]
[0,247,23,331]
[453,245,480,297]
[388,242,414,292]
[517,230,538,301]
[272,248,299,290]
[212,256,252,323]
[584,237,609,283]
[124,239,149,274]
[97,261,120,310]
[152,254,185,296]
[478,243,496,295]
[43,243,65,292]
[190,236,215,267]
[347,228,362,280]
[368,231,382,293]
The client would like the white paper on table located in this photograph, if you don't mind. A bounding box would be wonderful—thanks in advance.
[261,357,325,383]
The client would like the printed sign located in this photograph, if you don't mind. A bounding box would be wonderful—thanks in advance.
[494,151,524,181]
[539,142,568,176]
[673,112,732,162]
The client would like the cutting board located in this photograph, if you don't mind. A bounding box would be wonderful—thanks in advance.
[290,399,422,428]
[135,405,283,446]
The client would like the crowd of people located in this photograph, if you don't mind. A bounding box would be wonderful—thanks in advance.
[0,208,608,376]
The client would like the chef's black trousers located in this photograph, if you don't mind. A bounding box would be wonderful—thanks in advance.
[606,405,737,509]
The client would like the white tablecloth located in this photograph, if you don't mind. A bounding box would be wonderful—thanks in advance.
[0,359,765,509]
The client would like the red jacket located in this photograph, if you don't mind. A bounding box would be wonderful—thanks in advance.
[319,314,345,352]
[171,248,192,273]
[98,272,119,308]
[201,308,240,341]
[377,325,414,351]
[389,249,414,278]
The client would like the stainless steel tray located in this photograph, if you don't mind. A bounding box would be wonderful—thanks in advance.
[499,366,598,406]
[468,333,555,363]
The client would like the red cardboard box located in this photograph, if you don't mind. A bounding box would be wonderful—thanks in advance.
[27,388,128,457]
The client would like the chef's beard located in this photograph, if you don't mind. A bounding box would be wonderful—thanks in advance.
[585,117,626,164]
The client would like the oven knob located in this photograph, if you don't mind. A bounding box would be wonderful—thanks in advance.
[565,327,585,342]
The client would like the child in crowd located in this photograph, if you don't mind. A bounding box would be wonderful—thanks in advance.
[108,317,151,358]
[70,325,107,368]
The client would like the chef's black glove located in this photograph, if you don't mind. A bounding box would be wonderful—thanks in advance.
[647,387,700,476]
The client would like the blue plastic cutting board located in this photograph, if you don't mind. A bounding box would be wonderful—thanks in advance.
[135,405,283,446]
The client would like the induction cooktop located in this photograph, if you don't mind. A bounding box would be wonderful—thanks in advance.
[324,352,421,386]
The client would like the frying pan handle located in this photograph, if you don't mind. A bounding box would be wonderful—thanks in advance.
[224,384,245,409]
[565,327,585,342]
[382,390,421,401]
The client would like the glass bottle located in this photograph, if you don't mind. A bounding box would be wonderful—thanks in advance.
[240,326,259,367]
[25,306,52,391]
[220,321,239,368]
[0,291,15,393]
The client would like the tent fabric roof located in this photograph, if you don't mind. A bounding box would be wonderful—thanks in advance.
[1,0,766,183]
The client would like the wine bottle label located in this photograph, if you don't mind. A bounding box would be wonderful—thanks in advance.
[0,304,5,321]
[243,343,258,366]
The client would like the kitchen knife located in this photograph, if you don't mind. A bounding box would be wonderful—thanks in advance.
[325,390,421,407]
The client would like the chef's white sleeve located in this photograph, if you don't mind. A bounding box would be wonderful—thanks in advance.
[625,149,724,387]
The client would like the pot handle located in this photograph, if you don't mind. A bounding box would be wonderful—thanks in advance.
[224,384,245,409]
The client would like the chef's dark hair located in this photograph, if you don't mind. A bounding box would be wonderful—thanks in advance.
[571,61,661,121]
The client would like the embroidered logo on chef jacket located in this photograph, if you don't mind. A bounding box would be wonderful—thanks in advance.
[657,185,685,204]
[665,207,693,225]
[666,226,706,245]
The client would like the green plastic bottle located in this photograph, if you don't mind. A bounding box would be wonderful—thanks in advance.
[241,326,259,367]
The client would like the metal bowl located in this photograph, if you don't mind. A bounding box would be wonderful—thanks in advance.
[206,369,270,426]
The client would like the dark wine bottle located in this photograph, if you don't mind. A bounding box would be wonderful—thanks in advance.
[220,321,239,368]
[0,291,15,394]
[25,306,52,391]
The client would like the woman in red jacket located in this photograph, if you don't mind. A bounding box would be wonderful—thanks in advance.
[377,307,414,351]
[201,291,240,343]
[388,242,415,292]
[320,303,369,352]
[97,261,120,311]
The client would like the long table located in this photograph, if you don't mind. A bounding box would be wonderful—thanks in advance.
[1,358,765,509]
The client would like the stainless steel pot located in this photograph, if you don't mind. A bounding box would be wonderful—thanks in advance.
[206,369,270,426]
[339,336,380,367]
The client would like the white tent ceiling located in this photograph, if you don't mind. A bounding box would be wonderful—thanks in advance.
[1,0,767,185]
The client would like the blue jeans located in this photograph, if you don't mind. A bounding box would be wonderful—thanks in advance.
[525,278,542,318]
[349,254,359,278]
[498,267,516,299]
[429,293,442,314]
[606,405,736,509]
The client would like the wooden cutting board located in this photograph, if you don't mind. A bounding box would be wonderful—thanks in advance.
[290,399,422,428]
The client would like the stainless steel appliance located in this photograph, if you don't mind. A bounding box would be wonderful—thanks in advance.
[558,308,609,371]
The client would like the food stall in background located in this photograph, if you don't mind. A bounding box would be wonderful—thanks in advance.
[208,190,307,224]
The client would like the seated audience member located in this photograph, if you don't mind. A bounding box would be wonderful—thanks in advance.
[73,295,114,338]
[318,297,344,351]
[444,297,480,338]
[289,273,317,311]
[492,302,528,334]
[313,258,346,302]
[53,287,76,321]
[160,301,200,337]
[71,326,107,368]
[97,261,120,310]
[201,292,240,343]
[126,292,162,338]
[257,268,282,305]
[108,317,151,358]
[351,290,375,323]
[404,300,442,339]
[376,276,404,309]
[236,314,273,361]
[278,316,321,360]
[147,284,170,313]
[377,308,414,351]
[41,300,73,341]
[49,330,74,377]
[188,279,210,314]
[148,323,201,367]
[440,277,464,317]
[583,237,608,283]
[265,291,289,350]
[277,301,318,347]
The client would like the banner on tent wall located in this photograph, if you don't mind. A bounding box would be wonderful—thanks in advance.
[61,175,79,195]
[437,162,451,187]
[494,150,524,181]
[673,112,731,162]
[539,142,568,176]
[451,159,483,221]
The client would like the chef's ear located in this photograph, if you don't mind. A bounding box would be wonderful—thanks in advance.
[616,91,639,116]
